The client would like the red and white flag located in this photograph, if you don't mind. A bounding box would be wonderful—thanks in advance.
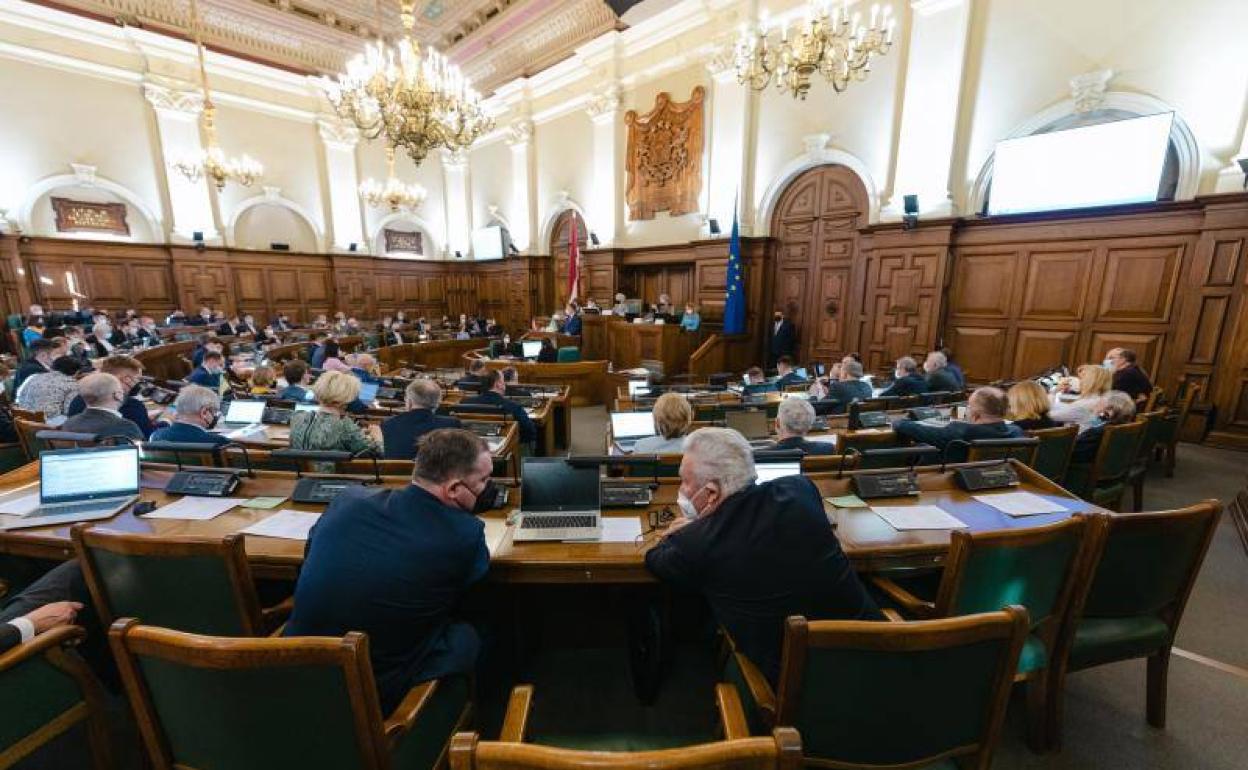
[567,215,581,303]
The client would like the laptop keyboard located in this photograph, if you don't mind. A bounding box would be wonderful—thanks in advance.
[520,515,596,529]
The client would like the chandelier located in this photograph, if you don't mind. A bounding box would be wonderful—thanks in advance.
[173,0,263,191]
[360,145,428,211]
[734,1,895,100]
[318,1,493,166]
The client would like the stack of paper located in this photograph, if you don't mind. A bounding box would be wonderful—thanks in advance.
[973,492,1070,517]
[144,497,246,521]
[871,505,967,531]
[239,510,321,540]
[600,517,643,543]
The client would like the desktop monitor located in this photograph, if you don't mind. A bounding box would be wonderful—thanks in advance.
[521,340,542,359]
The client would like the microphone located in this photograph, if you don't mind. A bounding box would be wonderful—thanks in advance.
[837,447,861,479]
[224,441,256,478]
[353,447,384,485]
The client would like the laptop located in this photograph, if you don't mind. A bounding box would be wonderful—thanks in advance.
[627,380,651,398]
[610,411,656,451]
[726,409,770,441]
[357,381,379,403]
[512,458,603,542]
[755,459,802,484]
[521,340,542,360]
[223,399,266,425]
[3,446,140,530]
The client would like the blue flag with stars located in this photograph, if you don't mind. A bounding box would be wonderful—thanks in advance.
[723,205,746,335]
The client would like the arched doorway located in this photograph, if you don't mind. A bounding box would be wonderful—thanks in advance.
[550,209,588,304]
[769,164,869,365]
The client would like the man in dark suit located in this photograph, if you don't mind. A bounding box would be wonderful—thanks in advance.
[878,356,928,398]
[239,314,263,339]
[893,387,1024,462]
[826,360,872,404]
[187,351,226,393]
[923,351,961,393]
[66,355,164,438]
[562,303,583,336]
[646,428,880,684]
[188,307,214,326]
[383,322,405,347]
[768,399,836,455]
[463,369,536,444]
[14,338,56,392]
[768,309,797,367]
[284,429,491,712]
[1106,347,1153,404]
[150,386,229,446]
[217,315,244,337]
[60,373,144,441]
[454,360,488,391]
[309,333,331,369]
[381,380,463,460]
[278,360,313,402]
[272,313,293,332]
[774,356,807,388]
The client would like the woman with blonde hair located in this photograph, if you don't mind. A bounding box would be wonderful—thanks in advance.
[1050,364,1113,428]
[249,364,277,395]
[1007,380,1057,430]
[634,392,694,453]
[289,370,382,459]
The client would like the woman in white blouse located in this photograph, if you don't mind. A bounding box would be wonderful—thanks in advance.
[634,392,694,454]
[1049,364,1113,429]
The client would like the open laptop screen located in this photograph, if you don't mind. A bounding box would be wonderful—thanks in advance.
[521,340,542,359]
[611,412,656,440]
[725,409,770,440]
[521,458,601,512]
[357,382,379,403]
[755,461,801,484]
[224,400,265,424]
[41,446,140,503]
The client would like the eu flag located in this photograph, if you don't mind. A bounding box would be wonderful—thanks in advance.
[723,208,746,335]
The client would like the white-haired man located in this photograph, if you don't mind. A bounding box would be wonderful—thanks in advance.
[769,399,836,455]
[923,350,960,393]
[644,427,880,685]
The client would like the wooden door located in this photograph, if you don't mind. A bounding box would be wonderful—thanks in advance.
[770,165,868,364]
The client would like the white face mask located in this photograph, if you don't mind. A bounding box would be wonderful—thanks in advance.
[677,492,699,519]
[1102,359,1114,370]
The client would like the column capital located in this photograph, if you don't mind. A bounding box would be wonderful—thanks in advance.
[317,117,360,149]
[505,119,534,149]
[143,81,204,118]
[586,85,622,123]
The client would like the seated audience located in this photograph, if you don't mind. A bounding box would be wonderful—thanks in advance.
[634,392,693,453]
[1050,364,1113,428]
[17,356,84,422]
[1007,380,1057,430]
[217,315,243,337]
[308,332,331,368]
[612,292,629,314]
[284,429,490,712]
[382,380,462,460]
[923,350,960,392]
[240,314,262,338]
[21,314,44,347]
[189,307,214,326]
[351,353,380,383]
[150,386,228,446]
[66,355,163,439]
[769,398,835,455]
[463,369,536,444]
[249,364,277,395]
[645,428,881,684]
[893,386,1023,461]
[1070,391,1138,463]
[278,360,313,402]
[288,370,382,455]
[1106,347,1153,404]
[192,335,223,368]
[942,347,966,388]
[383,322,405,347]
[60,372,144,441]
[774,356,808,388]
[456,360,488,390]
[680,303,701,332]
[826,360,873,404]
[272,312,293,331]
[584,299,601,314]
[878,356,928,398]
[188,351,227,393]
[14,338,56,392]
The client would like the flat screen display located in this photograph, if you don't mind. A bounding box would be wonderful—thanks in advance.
[521,340,542,359]
[471,225,506,260]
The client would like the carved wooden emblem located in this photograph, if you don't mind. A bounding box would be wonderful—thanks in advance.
[384,229,423,255]
[51,197,130,235]
[625,86,705,221]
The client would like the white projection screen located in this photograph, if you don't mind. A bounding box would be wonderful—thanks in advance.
[988,112,1174,216]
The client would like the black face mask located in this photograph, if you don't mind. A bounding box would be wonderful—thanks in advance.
[470,479,499,514]
[206,410,220,430]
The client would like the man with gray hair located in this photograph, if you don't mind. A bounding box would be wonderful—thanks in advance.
[645,427,880,685]
[149,385,230,446]
[60,372,144,441]
[923,350,960,392]
[769,398,836,455]
[380,379,462,460]
[820,359,872,408]
[879,356,928,398]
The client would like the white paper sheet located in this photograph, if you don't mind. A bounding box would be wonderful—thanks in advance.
[239,510,321,540]
[871,505,967,531]
[143,497,247,521]
[600,517,643,543]
[0,491,41,516]
[807,434,839,445]
[973,492,1070,517]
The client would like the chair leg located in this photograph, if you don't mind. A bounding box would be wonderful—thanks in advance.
[85,706,116,770]
[1025,676,1052,753]
[1147,648,1170,728]
[1132,476,1144,512]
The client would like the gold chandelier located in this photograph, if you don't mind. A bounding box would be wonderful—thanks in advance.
[173,0,263,191]
[360,145,428,211]
[735,1,895,100]
[318,0,493,166]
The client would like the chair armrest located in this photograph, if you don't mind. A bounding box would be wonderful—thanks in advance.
[383,680,438,743]
[880,607,906,622]
[261,596,294,634]
[0,625,84,672]
[731,651,777,727]
[715,683,751,740]
[499,684,534,743]
[870,576,936,619]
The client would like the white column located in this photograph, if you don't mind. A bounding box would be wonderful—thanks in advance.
[143,81,218,242]
[586,85,624,245]
[442,148,472,259]
[885,0,975,218]
[705,48,757,235]
[505,120,536,251]
[317,119,364,252]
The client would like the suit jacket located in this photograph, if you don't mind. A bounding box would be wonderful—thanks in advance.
[925,368,961,394]
[828,379,872,404]
[150,421,230,447]
[284,485,488,711]
[463,390,536,443]
[563,313,583,336]
[187,367,222,390]
[878,373,928,398]
[384,330,405,347]
[60,407,144,441]
[217,322,242,337]
[892,419,1024,462]
[381,410,463,460]
[776,371,808,389]
[537,347,557,364]
[946,362,966,389]
[769,319,797,358]
[309,344,329,369]
[645,475,880,684]
[277,384,312,402]
[67,394,159,438]
[770,435,837,455]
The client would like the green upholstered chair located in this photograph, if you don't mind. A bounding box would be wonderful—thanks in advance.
[1126,409,1168,512]
[1045,502,1221,748]
[1025,425,1078,483]
[0,442,26,474]
[871,516,1091,751]
[109,621,471,770]
[555,346,581,363]
[966,437,1040,465]
[72,526,289,637]
[722,608,1027,769]
[1061,421,1145,511]
[449,683,801,769]
[0,626,114,770]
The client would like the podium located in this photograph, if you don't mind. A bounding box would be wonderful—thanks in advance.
[609,320,702,376]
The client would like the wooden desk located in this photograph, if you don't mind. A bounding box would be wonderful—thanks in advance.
[608,322,703,376]
[466,353,611,408]
[375,339,486,371]
[443,389,569,456]
[208,419,519,460]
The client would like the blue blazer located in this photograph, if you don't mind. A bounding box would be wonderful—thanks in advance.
[563,313,582,336]
[149,421,231,447]
[277,384,312,402]
[463,390,536,443]
[381,410,462,460]
[879,373,928,398]
[284,485,488,711]
[187,367,222,390]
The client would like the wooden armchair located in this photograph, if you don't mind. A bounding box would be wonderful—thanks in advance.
[449,684,801,770]
[1025,425,1078,483]
[1062,421,1145,510]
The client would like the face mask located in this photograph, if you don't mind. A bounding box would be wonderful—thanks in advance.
[470,479,498,514]
[676,492,699,519]
[1102,359,1113,370]
[205,410,220,430]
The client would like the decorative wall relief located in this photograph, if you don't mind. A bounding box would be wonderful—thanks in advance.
[51,197,130,235]
[625,86,705,221]
[384,228,424,255]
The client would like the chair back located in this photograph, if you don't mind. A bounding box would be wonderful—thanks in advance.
[450,730,802,770]
[141,441,225,468]
[770,609,1027,769]
[73,526,265,636]
[1026,425,1078,482]
[556,346,581,363]
[35,430,102,450]
[109,622,390,770]
[14,417,53,460]
[623,453,683,480]
[799,454,857,474]
[838,430,900,459]
[1087,421,1146,487]
[1143,386,1164,412]
[1132,410,1168,466]
[966,437,1039,465]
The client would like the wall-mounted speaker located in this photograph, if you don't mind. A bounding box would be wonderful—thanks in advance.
[271,243,290,251]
